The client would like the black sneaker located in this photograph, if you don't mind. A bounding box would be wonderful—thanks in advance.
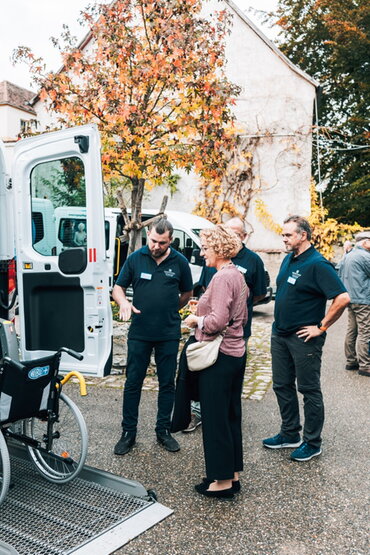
[114,432,136,456]
[156,430,180,452]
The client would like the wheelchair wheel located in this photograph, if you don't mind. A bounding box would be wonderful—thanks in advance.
[23,392,88,484]
[0,430,11,505]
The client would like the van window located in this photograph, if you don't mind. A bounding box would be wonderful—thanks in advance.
[32,212,44,244]
[171,230,198,262]
[58,218,87,248]
[30,157,86,256]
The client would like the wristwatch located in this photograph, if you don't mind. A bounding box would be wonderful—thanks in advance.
[318,322,328,332]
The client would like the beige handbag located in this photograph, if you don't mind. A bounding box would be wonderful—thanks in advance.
[186,333,224,372]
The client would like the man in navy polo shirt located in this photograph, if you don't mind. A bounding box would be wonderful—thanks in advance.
[263,216,350,461]
[113,218,193,455]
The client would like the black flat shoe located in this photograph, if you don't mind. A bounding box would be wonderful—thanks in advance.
[195,484,234,499]
[232,480,241,493]
[195,479,215,492]
[199,477,241,493]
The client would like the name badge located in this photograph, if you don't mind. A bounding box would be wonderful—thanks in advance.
[236,265,247,274]
[287,276,296,285]
[140,272,152,280]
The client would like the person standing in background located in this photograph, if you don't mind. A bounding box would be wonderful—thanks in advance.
[338,231,370,377]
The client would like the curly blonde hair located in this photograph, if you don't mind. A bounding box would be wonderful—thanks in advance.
[200,225,241,259]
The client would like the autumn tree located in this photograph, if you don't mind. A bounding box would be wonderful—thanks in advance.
[14,0,240,252]
[268,0,370,226]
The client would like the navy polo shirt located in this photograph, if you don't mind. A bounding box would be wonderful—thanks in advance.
[273,245,347,336]
[198,245,267,338]
[116,246,193,341]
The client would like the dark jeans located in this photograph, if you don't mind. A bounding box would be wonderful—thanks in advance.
[122,339,179,434]
[271,333,326,449]
[198,350,246,480]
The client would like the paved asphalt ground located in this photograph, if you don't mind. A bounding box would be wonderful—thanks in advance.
[64,303,369,555]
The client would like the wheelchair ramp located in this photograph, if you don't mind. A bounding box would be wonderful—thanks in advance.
[0,445,172,555]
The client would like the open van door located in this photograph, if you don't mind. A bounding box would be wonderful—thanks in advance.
[12,124,112,376]
[0,140,15,320]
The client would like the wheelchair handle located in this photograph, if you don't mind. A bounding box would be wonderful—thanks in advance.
[60,348,84,361]
[3,357,25,372]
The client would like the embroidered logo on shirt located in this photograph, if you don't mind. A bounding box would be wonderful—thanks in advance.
[164,268,176,278]
[287,270,302,285]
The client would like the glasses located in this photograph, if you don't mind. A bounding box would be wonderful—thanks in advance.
[200,245,211,252]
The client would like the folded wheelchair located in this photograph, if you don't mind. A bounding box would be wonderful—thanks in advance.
[0,346,88,505]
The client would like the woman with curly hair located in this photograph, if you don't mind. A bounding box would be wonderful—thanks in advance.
[184,224,248,499]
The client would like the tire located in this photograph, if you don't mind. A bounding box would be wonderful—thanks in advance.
[0,430,10,505]
[23,392,88,484]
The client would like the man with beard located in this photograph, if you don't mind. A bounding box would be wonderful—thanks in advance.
[113,218,193,455]
[263,216,349,461]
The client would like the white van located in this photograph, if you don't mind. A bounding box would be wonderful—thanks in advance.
[54,207,214,293]
[31,198,56,256]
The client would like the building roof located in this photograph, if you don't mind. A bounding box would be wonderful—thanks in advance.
[225,1,319,88]
[0,81,37,115]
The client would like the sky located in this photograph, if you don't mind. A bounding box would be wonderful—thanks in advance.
[0,0,278,92]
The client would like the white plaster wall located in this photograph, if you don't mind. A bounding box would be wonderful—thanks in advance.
[0,109,7,138]
[0,105,38,141]
[33,99,58,131]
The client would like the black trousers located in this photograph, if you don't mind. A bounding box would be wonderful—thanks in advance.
[198,350,246,480]
[122,338,179,434]
[271,333,326,449]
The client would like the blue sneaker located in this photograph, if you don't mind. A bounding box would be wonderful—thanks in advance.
[262,433,302,449]
[290,442,322,461]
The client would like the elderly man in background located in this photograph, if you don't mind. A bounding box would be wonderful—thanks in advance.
[338,231,370,377]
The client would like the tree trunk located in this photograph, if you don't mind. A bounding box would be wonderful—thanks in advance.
[128,177,145,255]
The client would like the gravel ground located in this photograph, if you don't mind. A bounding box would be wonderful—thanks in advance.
[64,304,370,555]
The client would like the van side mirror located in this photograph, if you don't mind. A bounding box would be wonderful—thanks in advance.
[190,248,203,266]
